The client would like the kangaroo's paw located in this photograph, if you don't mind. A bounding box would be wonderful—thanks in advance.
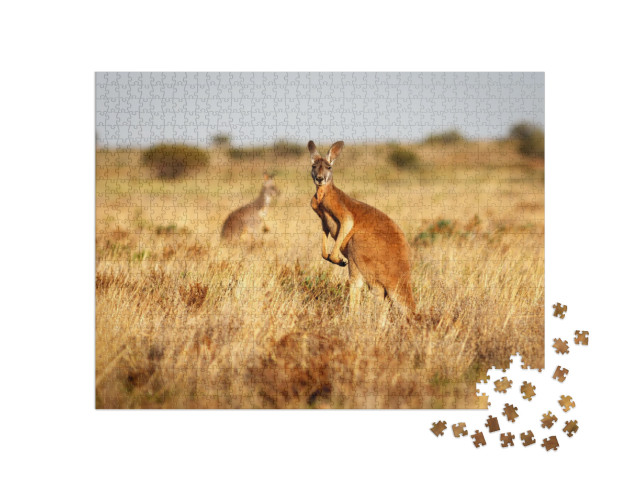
[329,253,348,266]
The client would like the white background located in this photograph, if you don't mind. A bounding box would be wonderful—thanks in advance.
[1,1,639,479]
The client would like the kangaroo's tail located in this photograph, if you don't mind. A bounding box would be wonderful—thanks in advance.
[390,276,416,316]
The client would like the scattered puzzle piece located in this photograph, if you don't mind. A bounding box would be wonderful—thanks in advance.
[541,436,559,451]
[431,421,447,437]
[485,415,500,433]
[502,403,519,422]
[520,431,536,446]
[521,381,536,401]
[553,338,569,355]
[563,420,579,437]
[574,330,589,345]
[552,366,569,382]
[500,432,515,447]
[494,376,513,393]
[559,395,575,412]
[553,303,567,318]
[541,411,558,429]
[452,423,468,438]
[471,430,486,448]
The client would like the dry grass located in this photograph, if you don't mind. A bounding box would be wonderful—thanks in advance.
[96,142,544,408]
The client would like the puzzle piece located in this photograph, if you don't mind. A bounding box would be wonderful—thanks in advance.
[541,436,559,451]
[541,411,558,429]
[452,423,468,438]
[563,420,579,437]
[494,376,513,393]
[559,395,575,412]
[574,330,589,345]
[552,366,569,382]
[471,430,486,448]
[553,303,567,318]
[485,415,500,433]
[520,431,536,446]
[552,338,570,355]
[502,403,519,422]
[431,421,448,437]
[521,381,536,401]
[500,432,515,447]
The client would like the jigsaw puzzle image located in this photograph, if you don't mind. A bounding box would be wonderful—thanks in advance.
[95,72,544,408]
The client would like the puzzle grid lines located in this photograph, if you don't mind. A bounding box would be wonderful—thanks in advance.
[95,72,545,409]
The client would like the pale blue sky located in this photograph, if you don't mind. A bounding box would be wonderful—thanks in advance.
[95,72,544,148]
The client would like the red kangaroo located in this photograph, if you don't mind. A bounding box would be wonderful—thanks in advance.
[308,140,416,314]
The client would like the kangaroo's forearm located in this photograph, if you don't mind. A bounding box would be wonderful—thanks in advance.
[331,215,354,258]
[321,229,329,259]
[340,226,355,253]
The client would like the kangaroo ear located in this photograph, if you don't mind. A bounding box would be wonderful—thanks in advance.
[326,141,344,164]
[308,140,322,163]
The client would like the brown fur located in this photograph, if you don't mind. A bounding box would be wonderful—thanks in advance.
[308,140,416,314]
[221,174,279,240]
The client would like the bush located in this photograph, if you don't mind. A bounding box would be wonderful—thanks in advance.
[424,129,465,145]
[211,133,230,147]
[413,219,458,245]
[509,122,544,158]
[228,140,303,161]
[141,144,209,179]
[272,140,304,157]
[413,215,483,246]
[388,146,419,170]
[228,146,266,160]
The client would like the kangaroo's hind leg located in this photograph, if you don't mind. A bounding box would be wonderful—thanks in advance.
[371,282,392,325]
[348,260,365,312]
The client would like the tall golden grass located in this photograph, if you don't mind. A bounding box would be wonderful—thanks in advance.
[96,142,544,408]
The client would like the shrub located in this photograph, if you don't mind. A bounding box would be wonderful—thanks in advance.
[424,129,465,145]
[388,146,419,170]
[272,140,304,157]
[228,147,247,160]
[413,218,459,245]
[228,146,266,160]
[509,122,544,158]
[413,216,485,246]
[141,144,209,179]
[211,133,230,147]
[155,224,177,235]
[228,140,303,161]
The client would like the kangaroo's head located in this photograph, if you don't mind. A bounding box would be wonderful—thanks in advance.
[308,140,344,187]
[261,173,279,204]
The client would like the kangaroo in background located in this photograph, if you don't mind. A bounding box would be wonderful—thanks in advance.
[308,140,416,315]
[221,173,279,240]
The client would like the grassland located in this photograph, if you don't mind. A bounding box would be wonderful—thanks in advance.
[95,141,544,408]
